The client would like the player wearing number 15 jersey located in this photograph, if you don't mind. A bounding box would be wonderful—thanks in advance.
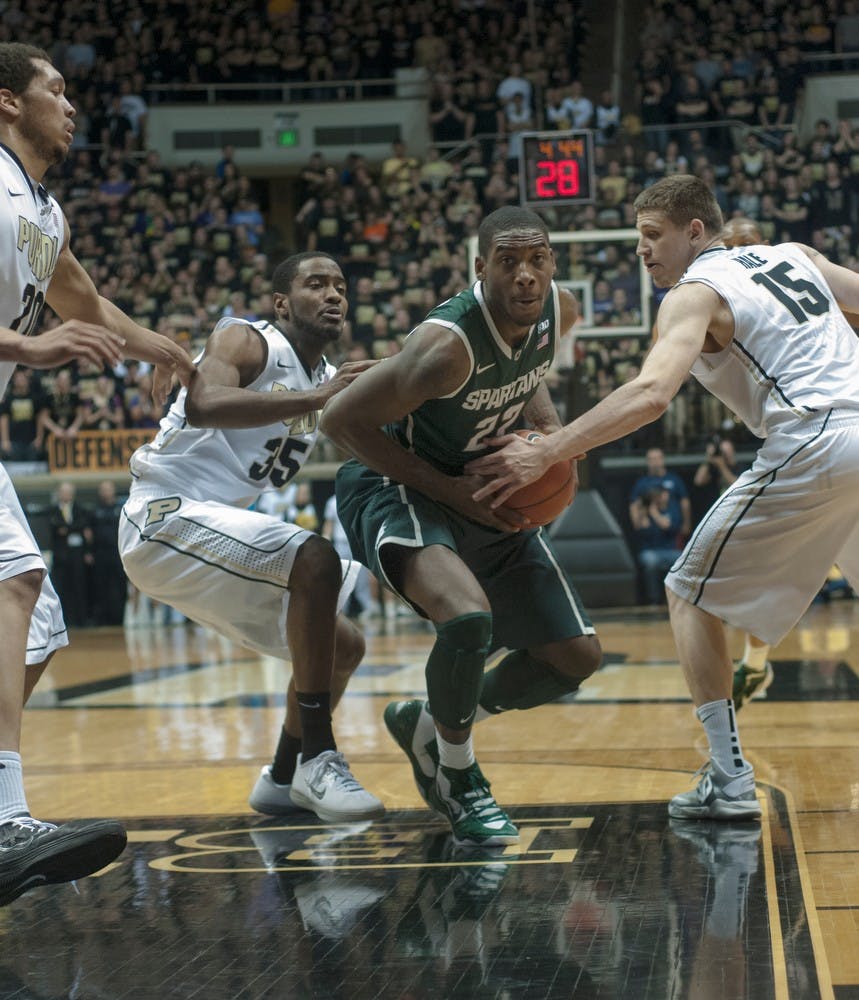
[322,208,601,848]
[468,175,859,823]
[119,252,385,824]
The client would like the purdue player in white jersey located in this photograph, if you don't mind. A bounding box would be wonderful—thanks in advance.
[0,43,194,904]
[470,175,859,821]
[119,251,384,824]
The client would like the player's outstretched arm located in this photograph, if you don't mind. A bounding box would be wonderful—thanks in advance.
[45,216,195,401]
[467,283,713,507]
[0,321,124,370]
[184,323,374,429]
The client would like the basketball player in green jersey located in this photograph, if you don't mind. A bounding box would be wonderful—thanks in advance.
[321,207,602,847]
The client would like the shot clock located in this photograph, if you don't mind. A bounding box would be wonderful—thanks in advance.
[518,131,595,206]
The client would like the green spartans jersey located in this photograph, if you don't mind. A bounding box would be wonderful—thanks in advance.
[388,280,562,475]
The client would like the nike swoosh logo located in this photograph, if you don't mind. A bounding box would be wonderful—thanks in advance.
[458,714,474,725]
[298,701,321,709]
[476,362,495,374]
[276,361,294,369]
[8,190,24,197]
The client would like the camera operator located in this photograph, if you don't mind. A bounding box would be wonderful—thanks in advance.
[629,485,683,605]
[693,434,738,507]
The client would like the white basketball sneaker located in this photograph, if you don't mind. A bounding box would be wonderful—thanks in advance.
[248,765,301,816]
[290,751,385,823]
[668,759,761,821]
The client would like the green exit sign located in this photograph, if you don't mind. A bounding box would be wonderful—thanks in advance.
[277,129,299,148]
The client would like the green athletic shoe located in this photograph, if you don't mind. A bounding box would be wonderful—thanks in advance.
[383,700,439,807]
[434,762,519,847]
[732,660,774,711]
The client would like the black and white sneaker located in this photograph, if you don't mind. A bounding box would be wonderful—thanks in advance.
[0,815,127,905]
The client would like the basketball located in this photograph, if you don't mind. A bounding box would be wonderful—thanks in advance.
[502,430,575,526]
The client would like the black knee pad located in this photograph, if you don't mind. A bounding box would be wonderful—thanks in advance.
[425,611,492,729]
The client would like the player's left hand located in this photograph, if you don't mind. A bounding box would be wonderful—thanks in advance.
[465,433,552,508]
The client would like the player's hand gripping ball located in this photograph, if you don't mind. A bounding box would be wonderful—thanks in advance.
[502,429,575,526]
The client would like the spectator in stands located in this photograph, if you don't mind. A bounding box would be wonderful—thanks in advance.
[40,369,83,447]
[640,78,671,152]
[125,373,159,428]
[229,197,265,248]
[471,77,505,165]
[673,74,712,127]
[103,94,135,152]
[565,80,594,129]
[756,77,792,138]
[629,447,692,541]
[775,173,812,242]
[381,141,419,199]
[118,75,148,148]
[694,435,739,510]
[429,80,473,146]
[0,370,46,462]
[413,20,447,71]
[496,61,533,117]
[502,91,533,167]
[594,89,621,146]
[545,87,575,131]
[81,373,125,432]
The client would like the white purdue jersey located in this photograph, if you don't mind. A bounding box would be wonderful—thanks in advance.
[0,144,63,399]
[678,243,859,438]
[129,317,335,506]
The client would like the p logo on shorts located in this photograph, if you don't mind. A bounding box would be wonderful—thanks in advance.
[144,497,181,528]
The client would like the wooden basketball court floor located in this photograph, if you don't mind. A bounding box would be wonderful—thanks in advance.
[4,598,859,999]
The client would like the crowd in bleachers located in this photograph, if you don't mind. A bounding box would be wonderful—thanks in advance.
[3,0,859,460]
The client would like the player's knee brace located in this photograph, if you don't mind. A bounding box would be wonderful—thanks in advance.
[425,611,492,730]
[479,649,586,714]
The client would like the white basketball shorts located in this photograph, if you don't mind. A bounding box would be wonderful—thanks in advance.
[667,412,859,645]
[119,492,359,659]
[0,463,68,664]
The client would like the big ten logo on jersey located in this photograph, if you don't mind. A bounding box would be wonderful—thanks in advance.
[271,382,319,434]
[17,216,59,282]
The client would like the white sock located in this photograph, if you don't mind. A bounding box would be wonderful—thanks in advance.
[436,732,476,770]
[742,639,770,671]
[0,751,29,822]
[696,699,749,776]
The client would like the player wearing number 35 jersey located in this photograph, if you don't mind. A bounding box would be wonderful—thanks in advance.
[119,252,384,825]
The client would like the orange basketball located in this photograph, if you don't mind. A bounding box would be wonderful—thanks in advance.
[502,430,575,526]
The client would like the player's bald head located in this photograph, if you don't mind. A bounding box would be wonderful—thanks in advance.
[722,217,764,247]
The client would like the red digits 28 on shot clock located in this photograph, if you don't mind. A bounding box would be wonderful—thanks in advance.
[519,131,595,206]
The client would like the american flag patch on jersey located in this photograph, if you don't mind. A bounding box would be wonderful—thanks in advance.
[536,319,550,349]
